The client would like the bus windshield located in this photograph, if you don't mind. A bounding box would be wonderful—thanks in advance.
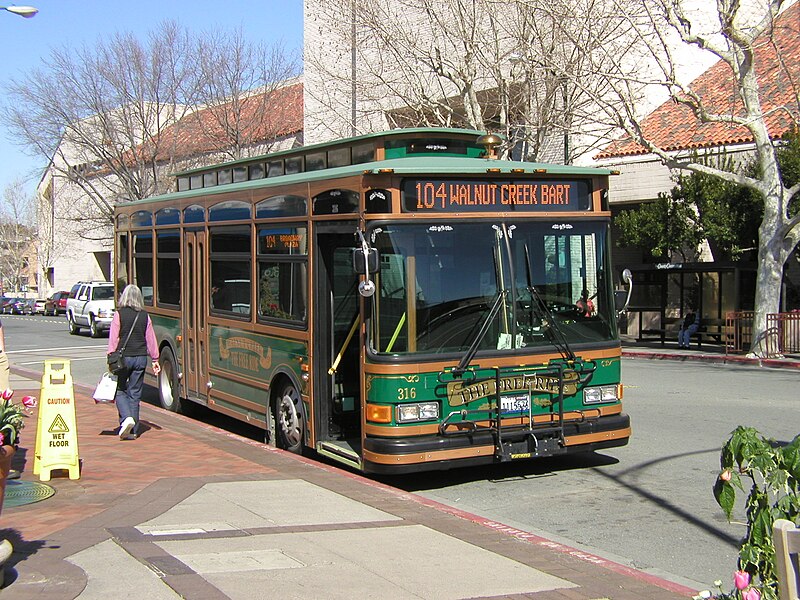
[370,220,616,356]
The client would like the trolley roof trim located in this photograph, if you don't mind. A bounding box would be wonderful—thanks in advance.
[171,127,487,177]
[123,160,612,211]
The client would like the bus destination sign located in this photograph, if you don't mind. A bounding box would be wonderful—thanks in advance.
[402,178,591,213]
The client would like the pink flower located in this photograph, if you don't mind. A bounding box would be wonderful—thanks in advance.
[0,431,4,446]
[744,587,761,600]
[720,470,732,482]
[21,396,37,408]
[734,570,751,590]
[1,389,13,400]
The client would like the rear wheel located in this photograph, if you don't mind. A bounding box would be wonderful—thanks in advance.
[158,348,183,413]
[273,380,304,454]
[67,314,78,335]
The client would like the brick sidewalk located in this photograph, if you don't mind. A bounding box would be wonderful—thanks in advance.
[1,380,696,599]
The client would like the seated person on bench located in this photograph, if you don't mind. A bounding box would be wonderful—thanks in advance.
[678,309,700,349]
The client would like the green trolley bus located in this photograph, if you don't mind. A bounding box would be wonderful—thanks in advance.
[113,128,631,474]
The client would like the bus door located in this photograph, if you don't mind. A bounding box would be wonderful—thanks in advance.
[184,230,209,402]
[314,224,362,458]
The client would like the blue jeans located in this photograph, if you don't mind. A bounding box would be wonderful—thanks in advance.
[679,324,699,347]
[115,355,147,433]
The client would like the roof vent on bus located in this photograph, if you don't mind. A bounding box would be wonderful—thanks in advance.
[476,133,503,160]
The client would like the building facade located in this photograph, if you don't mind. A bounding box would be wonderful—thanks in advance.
[36,82,304,295]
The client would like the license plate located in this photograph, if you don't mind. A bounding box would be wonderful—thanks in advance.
[501,394,530,414]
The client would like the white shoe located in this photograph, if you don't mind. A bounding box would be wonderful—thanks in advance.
[119,417,135,440]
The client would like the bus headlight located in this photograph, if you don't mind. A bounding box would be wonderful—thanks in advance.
[396,402,439,423]
[583,385,619,404]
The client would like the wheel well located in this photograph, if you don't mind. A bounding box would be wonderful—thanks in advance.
[269,372,307,450]
[159,342,179,374]
[269,372,306,424]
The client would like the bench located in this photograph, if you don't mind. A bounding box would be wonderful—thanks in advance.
[638,318,727,348]
[773,519,800,599]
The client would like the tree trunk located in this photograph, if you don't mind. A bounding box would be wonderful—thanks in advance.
[750,209,787,357]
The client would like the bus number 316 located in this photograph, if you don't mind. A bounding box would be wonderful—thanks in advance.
[398,387,417,400]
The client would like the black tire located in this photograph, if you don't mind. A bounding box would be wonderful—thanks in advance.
[273,380,304,454]
[67,314,79,335]
[158,348,183,413]
[89,316,101,338]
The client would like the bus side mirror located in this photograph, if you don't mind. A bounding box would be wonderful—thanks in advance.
[353,247,379,297]
[352,248,380,274]
[616,268,633,315]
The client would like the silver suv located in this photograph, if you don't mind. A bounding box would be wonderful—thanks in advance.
[66,281,116,338]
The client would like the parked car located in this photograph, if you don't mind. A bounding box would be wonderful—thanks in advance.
[44,291,70,316]
[24,299,46,315]
[66,281,115,337]
[3,298,25,315]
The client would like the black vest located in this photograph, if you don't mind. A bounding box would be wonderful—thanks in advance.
[117,307,148,357]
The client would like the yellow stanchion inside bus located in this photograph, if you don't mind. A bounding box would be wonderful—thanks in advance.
[33,360,80,481]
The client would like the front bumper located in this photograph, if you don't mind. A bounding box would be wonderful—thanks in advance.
[362,412,631,474]
[93,316,114,330]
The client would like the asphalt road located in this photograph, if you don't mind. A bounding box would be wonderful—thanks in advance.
[2,312,109,387]
[394,359,800,591]
[4,314,798,591]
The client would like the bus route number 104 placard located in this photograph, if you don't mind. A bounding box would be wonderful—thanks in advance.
[402,178,592,213]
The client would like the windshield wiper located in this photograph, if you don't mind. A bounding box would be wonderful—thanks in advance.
[523,243,576,362]
[451,290,508,378]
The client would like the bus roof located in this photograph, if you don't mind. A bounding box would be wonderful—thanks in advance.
[172,127,487,177]
[124,154,613,208]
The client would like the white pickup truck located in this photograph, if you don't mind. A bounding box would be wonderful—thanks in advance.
[66,281,116,338]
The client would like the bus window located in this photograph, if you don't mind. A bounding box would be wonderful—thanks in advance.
[157,230,181,307]
[257,226,307,323]
[258,262,307,322]
[210,227,251,317]
[133,233,153,305]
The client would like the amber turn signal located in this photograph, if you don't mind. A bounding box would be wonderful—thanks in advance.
[366,403,392,423]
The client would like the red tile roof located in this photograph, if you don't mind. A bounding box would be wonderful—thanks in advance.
[161,81,303,162]
[597,4,800,159]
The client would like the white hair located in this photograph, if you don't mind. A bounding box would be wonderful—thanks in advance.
[118,284,144,310]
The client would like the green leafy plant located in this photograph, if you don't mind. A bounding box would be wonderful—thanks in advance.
[0,389,37,447]
[708,426,800,600]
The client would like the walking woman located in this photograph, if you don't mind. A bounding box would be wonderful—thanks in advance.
[107,284,161,439]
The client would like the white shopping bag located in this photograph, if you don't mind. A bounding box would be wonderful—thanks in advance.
[92,372,118,403]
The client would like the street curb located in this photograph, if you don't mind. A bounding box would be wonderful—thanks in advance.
[8,363,699,597]
[622,350,800,369]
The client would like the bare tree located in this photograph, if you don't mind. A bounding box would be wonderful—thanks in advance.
[1,21,299,242]
[2,21,198,240]
[0,179,36,293]
[536,0,799,355]
[189,28,301,162]
[305,0,615,162]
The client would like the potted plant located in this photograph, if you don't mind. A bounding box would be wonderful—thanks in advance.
[0,389,36,514]
[693,426,800,600]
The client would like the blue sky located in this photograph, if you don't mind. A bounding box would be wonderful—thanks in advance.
[0,0,304,198]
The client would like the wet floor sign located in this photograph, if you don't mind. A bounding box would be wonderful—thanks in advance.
[33,360,80,481]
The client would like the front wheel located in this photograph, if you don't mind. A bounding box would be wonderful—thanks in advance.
[273,381,304,454]
[89,316,101,338]
[158,348,183,413]
[67,314,78,335]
